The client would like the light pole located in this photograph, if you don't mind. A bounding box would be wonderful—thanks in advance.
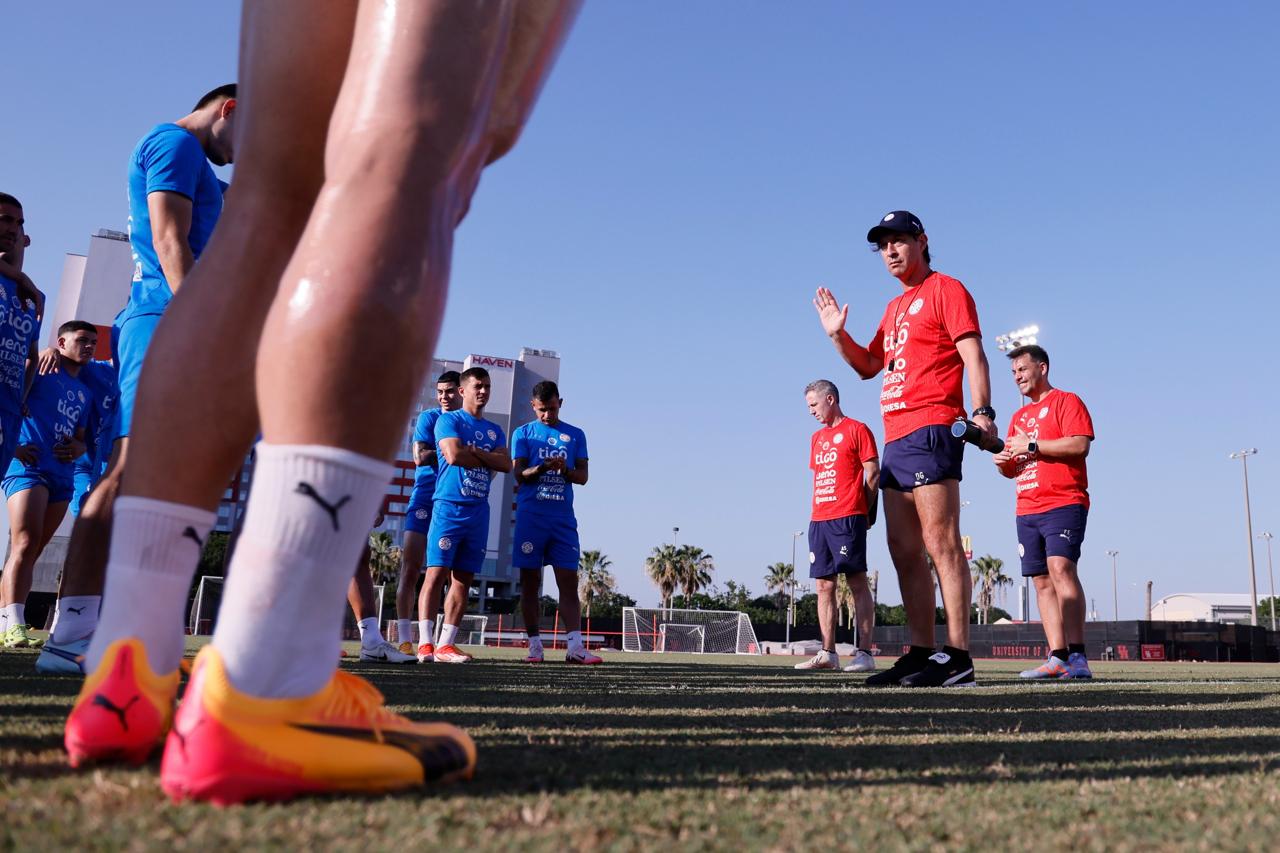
[672,526,679,548]
[1259,532,1276,631]
[1229,449,1260,626]
[1106,550,1119,621]
[787,530,803,647]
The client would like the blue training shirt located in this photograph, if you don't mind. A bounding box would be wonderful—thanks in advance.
[511,420,588,518]
[433,409,506,505]
[6,369,90,483]
[0,275,40,415]
[124,123,223,320]
[73,360,119,478]
[412,408,443,493]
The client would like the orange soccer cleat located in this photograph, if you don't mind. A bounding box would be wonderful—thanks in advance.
[159,646,476,805]
[65,638,180,767]
[433,644,473,664]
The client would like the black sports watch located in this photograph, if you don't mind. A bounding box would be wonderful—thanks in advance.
[1028,440,1039,455]
[971,406,996,420]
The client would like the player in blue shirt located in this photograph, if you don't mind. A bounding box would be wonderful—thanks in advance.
[45,86,236,664]
[0,322,94,649]
[511,381,598,665]
[393,371,461,654]
[421,367,512,664]
[0,193,44,481]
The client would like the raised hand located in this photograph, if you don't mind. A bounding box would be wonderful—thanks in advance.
[813,286,848,338]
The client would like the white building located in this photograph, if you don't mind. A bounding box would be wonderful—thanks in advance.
[1149,593,1255,625]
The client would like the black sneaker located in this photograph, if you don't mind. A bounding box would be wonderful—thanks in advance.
[864,651,931,686]
[899,651,976,687]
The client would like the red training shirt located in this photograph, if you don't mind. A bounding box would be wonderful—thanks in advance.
[1006,388,1094,515]
[867,272,981,442]
[810,417,879,521]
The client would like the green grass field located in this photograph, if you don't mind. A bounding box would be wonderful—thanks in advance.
[4,641,1280,851]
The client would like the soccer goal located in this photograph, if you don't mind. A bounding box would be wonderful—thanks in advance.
[188,575,223,635]
[622,607,760,655]
[385,614,489,646]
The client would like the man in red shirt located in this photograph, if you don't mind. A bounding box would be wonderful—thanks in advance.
[993,345,1094,679]
[796,380,880,673]
[814,210,994,687]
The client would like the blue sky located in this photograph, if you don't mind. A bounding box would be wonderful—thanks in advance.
[8,2,1280,619]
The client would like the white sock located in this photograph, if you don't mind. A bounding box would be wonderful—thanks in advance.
[51,595,101,644]
[439,622,459,647]
[358,616,382,647]
[528,634,544,654]
[84,498,215,675]
[419,619,435,644]
[0,607,8,632]
[567,630,583,651]
[2,603,21,627]
[212,444,393,698]
[396,618,411,645]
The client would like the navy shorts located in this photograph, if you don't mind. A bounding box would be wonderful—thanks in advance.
[1017,503,1088,577]
[880,424,964,491]
[512,513,581,570]
[403,487,433,535]
[808,515,868,578]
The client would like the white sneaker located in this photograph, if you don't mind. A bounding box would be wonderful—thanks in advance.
[565,646,603,665]
[794,650,839,670]
[842,650,876,672]
[360,640,417,664]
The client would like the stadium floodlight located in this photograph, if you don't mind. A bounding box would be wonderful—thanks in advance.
[672,526,679,547]
[994,324,1041,353]
[1258,532,1276,631]
[1106,550,1120,621]
[1229,449,1260,626]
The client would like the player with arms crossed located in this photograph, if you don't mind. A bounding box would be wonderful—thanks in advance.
[795,379,879,673]
[0,322,94,648]
[0,193,44,476]
[814,210,995,687]
[395,370,461,655]
[512,381,599,665]
[64,1,578,803]
[421,367,512,664]
[992,345,1095,679]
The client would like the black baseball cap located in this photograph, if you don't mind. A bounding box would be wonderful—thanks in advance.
[866,210,924,243]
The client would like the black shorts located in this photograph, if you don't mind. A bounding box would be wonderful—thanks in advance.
[1017,504,1088,577]
[808,515,868,578]
[880,424,964,491]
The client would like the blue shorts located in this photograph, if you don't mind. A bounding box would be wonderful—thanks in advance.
[113,312,163,439]
[0,408,21,473]
[70,468,95,517]
[808,515,868,578]
[512,512,581,570]
[426,499,489,575]
[403,487,434,535]
[880,424,964,492]
[1017,503,1088,576]
[3,467,74,503]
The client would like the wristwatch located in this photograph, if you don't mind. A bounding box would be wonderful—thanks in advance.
[972,406,996,420]
[1028,440,1039,455]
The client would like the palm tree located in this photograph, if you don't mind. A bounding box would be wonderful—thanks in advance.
[764,561,794,618]
[645,544,682,610]
[971,554,1012,624]
[835,573,855,627]
[673,545,713,603]
[367,531,401,586]
[578,550,615,618]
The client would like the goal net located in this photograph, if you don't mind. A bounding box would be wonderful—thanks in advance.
[188,575,223,635]
[622,607,759,654]
[385,614,489,646]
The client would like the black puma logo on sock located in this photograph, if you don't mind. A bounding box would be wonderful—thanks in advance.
[92,693,140,731]
[294,482,352,531]
[67,606,86,615]
[182,527,205,548]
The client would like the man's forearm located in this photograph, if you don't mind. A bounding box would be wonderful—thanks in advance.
[155,237,195,292]
[1034,436,1090,460]
[831,330,881,379]
[965,350,991,410]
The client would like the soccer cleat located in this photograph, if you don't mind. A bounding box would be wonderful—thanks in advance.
[900,651,977,688]
[35,636,90,675]
[524,648,544,663]
[794,650,839,670]
[1064,652,1093,679]
[842,650,876,673]
[1019,655,1070,680]
[159,646,476,805]
[864,651,932,686]
[397,641,415,656]
[64,638,179,767]
[433,644,473,664]
[416,642,436,663]
[360,640,417,664]
[565,647,603,665]
[3,623,45,648]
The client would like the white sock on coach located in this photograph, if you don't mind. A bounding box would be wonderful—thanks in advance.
[396,618,412,645]
[567,630,583,651]
[358,616,382,647]
[50,595,101,644]
[439,623,459,647]
[85,498,215,675]
[212,444,393,698]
